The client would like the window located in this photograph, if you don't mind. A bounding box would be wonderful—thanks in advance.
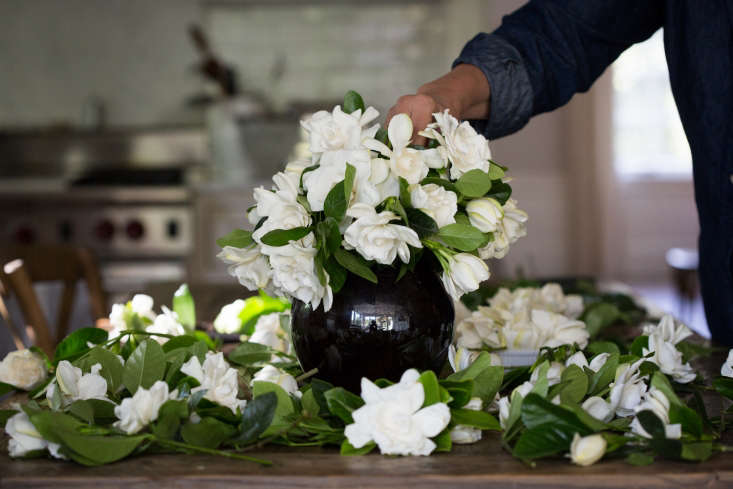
[612,30,692,179]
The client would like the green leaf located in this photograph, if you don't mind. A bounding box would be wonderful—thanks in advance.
[340,439,375,455]
[334,248,377,284]
[713,376,733,401]
[626,452,655,466]
[324,163,355,222]
[637,410,666,439]
[418,371,440,407]
[559,365,588,404]
[29,411,146,465]
[316,217,342,258]
[153,399,188,440]
[54,327,108,364]
[236,391,278,444]
[228,342,274,366]
[344,163,356,201]
[586,341,621,356]
[439,380,473,409]
[675,341,712,363]
[485,181,512,205]
[447,352,503,404]
[581,302,621,337]
[252,381,295,436]
[343,90,365,114]
[161,335,199,353]
[384,196,409,225]
[437,223,487,251]
[216,229,253,249]
[512,423,572,460]
[520,394,592,435]
[669,403,702,438]
[299,164,319,189]
[420,177,458,194]
[455,169,492,198]
[323,257,347,293]
[405,207,439,238]
[236,292,290,335]
[588,353,619,396]
[173,284,196,331]
[650,371,683,406]
[0,381,16,396]
[260,226,311,246]
[630,336,649,357]
[68,400,95,424]
[324,387,364,425]
[181,417,237,449]
[122,339,166,394]
[0,409,18,427]
[433,428,452,452]
[681,441,713,461]
[451,409,500,430]
[74,346,124,393]
[487,161,505,180]
[399,177,411,208]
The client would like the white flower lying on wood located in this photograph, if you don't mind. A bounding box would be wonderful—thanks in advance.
[450,397,484,444]
[46,361,108,406]
[608,359,648,418]
[113,380,173,435]
[722,349,733,378]
[345,369,450,456]
[251,364,301,398]
[181,352,241,414]
[0,349,48,390]
[568,433,606,466]
[5,411,65,459]
[642,315,696,384]
[629,387,682,439]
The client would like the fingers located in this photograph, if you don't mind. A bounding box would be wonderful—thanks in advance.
[386,94,438,147]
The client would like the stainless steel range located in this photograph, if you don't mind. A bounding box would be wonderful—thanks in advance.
[0,127,208,303]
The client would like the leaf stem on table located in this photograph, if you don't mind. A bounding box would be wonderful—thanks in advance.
[155,438,272,465]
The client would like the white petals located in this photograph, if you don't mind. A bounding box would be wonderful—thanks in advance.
[466,197,503,233]
[629,388,681,439]
[343,204,422,265]
[410,184,457,228]
[6,412,65,459]
[49,360,108,405]
[252,364,301,398]
[113,380,171,434]
[441,253,490,301]
[569,433,606,466]
[722,349,733,378]
[0,349,48,390]
[181,352,242,413]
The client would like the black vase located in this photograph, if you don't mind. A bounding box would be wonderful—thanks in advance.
[290,259,454,393]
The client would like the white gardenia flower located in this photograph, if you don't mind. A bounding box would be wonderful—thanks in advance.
[300,104,379,154]
[498,381,534,429]
[48,361,108,404]
[629,387,682,439]
[530,361,565,386]
[643,335,696,384]
[534,283,584,319]
[344,369,451,456]
[0,349,48,390]
[181,352,241,413]
[448,345,477,372]
[113,380,172,435]
[364,114,444,184]
[531,309,590,350]
[410,183,458,228]
[477,199,528,259]
[721,349,733,378]
[130,294,155,319]
[248,312,291,355]
[466,197,503,233]
[217,246,273,293]
[419,110,491,180]
[145,306,186,344]
[642,314,692,345]
[569,433,606,466]
[252,364,301,398]
[454,306,505,350]
[608,359,648,417]
[441,253,490,301]
[5,411,65,459]
[450,397,483,444]
[302,149,379,212]
[565,352,609,372]
[213,299,246,334]
[267,238,333,311]
[582,396,614,422]
[343,203,422,265]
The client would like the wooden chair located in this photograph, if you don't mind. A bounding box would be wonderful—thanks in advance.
[0,246,108,355]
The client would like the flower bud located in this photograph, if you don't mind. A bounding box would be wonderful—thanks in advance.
[466,198,503,233]
[569,433,606,466]
[0,349,48,390]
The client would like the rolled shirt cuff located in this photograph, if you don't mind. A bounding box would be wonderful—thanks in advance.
[452,32,533,139]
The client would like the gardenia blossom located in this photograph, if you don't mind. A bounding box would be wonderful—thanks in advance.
[608,359,648,417]
[344,369,451,456]
[267,237,333,311]
[114,380,172,434]
[569,433,606,466]
[582,396,614,422]
[530,361,565,386]
[441,253,490,301]
[419,110,490,180]
[300,104,380,155]
[466,197,503,233]
[343,203,421,265]
[450,397,483,444]
[477,198,528,259]
[498,381,534,429]
[181,352,241,414]
[5,411,65,459]
[145,306,186,344]
[410,183,457,228]
[253,177,311,247]
[642,314,693,345]
[248,312,291,356]
[251,364,301,398]
[454,306,505,350]
[530,309,589,350]
[565,351,610,372]
[108,294,156,337]
[0,349,48,390]
[47,360,108,405]
[629,387,682,439]
[643,334,696,384]
[217,246,272,293]
[213,299,246,334]
[722,349,733,378]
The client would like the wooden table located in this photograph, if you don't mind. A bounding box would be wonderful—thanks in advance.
[2,334,731,488]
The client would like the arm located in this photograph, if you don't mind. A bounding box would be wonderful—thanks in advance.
[389,0,665,142]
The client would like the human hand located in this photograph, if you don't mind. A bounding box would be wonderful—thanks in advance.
[385,64,491,146]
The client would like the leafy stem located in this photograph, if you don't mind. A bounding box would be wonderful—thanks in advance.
[240,413,308,452]
[155,437,272,465]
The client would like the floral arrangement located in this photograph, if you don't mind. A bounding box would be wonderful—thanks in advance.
[1,283,733,467]
[216,90,528,310]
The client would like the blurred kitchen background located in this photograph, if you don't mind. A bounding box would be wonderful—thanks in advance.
[0,0,705,355]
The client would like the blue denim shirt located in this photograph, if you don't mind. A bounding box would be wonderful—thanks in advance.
[454,0,733,345]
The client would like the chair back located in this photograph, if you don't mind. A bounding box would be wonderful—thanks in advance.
[0,245,107,355]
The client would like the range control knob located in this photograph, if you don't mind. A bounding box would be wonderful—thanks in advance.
[94,219,115,241]
[126,219,145,240]
[14,226,36,244]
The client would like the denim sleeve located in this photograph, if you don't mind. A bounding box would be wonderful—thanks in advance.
[453,0,664,139]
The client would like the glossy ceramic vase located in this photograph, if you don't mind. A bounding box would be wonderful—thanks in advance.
[290,259,454,392]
